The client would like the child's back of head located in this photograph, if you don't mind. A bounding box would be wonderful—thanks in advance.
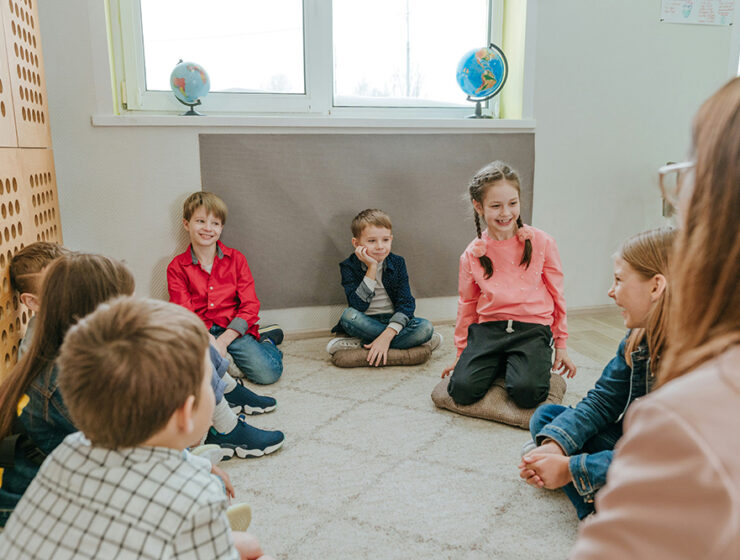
[0,301,239,560]
[9,241,66,295]
[58,296,210,449]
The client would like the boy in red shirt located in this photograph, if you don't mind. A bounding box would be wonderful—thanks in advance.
[168,192,284,386]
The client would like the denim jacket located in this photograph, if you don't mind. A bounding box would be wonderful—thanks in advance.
[535,334,652,502]
[0,364,76,527]
[332,252,415,333]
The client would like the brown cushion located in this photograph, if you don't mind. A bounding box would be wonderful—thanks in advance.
[430,374,567,429]
[331,345,431,368]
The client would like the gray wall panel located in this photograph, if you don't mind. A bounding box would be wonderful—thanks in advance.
[199,133,534,310]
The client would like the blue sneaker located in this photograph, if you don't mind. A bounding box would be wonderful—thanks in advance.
[225,380,277,415]
[205,416,285,459]
[258,324,284,346]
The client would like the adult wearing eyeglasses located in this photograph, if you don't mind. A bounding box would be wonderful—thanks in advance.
[570,77,740,559]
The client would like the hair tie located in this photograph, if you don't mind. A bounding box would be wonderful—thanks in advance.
[517,225,534,242]
[470,238,487,258]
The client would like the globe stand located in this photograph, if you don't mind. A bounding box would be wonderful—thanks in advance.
[176,97,204,116]
[466,96,495,119]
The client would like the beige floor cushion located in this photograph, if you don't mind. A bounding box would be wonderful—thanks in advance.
[332,345,432,368]
[431,374,567,429]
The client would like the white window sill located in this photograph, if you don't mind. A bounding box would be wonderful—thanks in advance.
[91,114,535,133]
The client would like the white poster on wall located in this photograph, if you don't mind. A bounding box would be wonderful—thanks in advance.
[660,0,735,25]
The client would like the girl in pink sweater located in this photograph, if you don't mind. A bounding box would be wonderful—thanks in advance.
[442,161,576,409]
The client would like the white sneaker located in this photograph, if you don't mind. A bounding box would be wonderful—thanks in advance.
[520,439,537,458]
[190,443,230,466]
[326,337,363,354]
[426,331,443,352]
[225,354,244,378]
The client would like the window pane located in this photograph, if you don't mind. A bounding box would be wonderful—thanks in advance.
[140,0,305,94]
[333,0,489,107]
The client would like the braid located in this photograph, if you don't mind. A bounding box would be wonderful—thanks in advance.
[468,161,522,279]
[517,216,532,269]
[474,213,494,279]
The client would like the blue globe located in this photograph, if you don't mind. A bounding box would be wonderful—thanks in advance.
[170,61,210,104]
[456,45,508,100]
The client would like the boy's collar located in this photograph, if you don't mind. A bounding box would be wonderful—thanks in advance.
[189,242,224,264]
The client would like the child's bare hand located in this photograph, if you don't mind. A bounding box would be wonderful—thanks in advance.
[354,245,378,267]
[211,465,235,499]
[364,329,394,367]
[232,531,268,559]
[552,348,577,378]
[518,440,565,487]
[441,357,459,378]
[214,337,230,358]
[519,453,572,489]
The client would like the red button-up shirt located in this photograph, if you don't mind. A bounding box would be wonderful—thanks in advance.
[166,241,261,338]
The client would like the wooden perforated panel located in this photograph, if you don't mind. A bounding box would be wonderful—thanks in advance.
[0,0,58,380]
[0,147,61,378]
[0,8,16,147]
[0,148,27,375]
[1,0,50,147]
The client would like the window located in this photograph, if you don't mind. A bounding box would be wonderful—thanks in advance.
[108,0,506,117]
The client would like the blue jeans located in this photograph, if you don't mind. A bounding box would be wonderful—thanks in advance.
[210,325,282,385]
[530,404,620,520]
[338,308,433,348]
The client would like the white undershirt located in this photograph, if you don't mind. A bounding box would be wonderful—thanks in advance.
[362,266,403,333]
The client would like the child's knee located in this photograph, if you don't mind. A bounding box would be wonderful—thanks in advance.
[447,375,482,406]
[507,381,549,409]
[416,318,434,341]
[339,306,361,328]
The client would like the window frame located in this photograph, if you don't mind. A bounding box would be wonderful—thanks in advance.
[108,0,505,117]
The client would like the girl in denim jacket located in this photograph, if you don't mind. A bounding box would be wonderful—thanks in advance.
[0,254,134,526]
[443,161,576,410]
[518,226,676,519]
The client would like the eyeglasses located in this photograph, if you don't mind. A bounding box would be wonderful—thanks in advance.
[658,161,694,210]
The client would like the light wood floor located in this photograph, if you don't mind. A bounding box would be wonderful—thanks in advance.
[567,307,626,364]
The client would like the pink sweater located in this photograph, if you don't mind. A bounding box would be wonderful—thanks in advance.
[454,227,568,356]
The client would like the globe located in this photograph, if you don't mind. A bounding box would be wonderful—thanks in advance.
[456,44,508,101]
[170,60,210,105]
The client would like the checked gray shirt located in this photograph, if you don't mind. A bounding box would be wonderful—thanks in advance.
[0,432,238,559]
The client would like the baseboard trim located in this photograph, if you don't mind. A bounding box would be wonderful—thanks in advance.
[273,301,617,340]
[567,304,618,317]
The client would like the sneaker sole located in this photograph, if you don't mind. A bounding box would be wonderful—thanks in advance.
[229,404,277,415]
[235,439,284,459]
[219,439,284,460]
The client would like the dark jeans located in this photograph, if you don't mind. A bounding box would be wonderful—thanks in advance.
[530,404,622,520]
[448,321,553,408]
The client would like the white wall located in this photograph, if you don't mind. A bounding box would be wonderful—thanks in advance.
[532,0,733,308]
[36,0,735,331]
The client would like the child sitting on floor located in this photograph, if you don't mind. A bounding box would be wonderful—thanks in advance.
[327,208,442,366]
[8,241,67,358]
[0,297,273,559]
[167,191,284,384]
[443,161,576,410]
[0,253,135,527]
[519,227,676,520]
